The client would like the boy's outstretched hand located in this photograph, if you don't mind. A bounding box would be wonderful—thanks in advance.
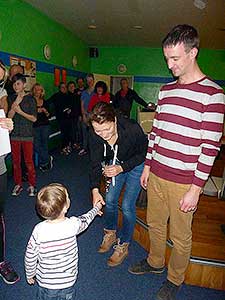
[27,277,35,285]
[95,200,104,216]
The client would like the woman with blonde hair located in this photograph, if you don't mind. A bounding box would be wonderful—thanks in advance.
[32,83,53,172]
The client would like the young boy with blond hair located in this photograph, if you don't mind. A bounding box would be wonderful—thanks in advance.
[25,183,103,300]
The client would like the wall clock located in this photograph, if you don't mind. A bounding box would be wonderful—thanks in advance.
[117,64,127,74]
[43,44,51,60]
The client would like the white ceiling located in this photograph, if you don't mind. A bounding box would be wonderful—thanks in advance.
[25,0,225,49]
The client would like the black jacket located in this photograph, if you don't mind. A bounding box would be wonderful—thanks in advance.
[48,91,71,121]
[67,91,81,118]
[88,116,148,189]
[113,88,148,118]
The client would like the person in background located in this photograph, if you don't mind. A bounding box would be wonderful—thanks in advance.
[79,74,95,156]
[113,78,155,118]
[67,81,82,150]
[89,102,148,267]
[74,77,85,150]
[75,77,85,97]
[48,82,71,155]
[8,73,37,197]
[128,24,225,300]
[25,183,102,300]
[0,60,19,285]
[88,81,113,112]
[32,83,53,172]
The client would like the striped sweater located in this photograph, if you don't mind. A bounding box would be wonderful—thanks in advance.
[145,77,225,187]
[25,206,100,290]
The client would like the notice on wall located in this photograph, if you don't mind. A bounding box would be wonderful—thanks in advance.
[0,109,11,156]
[10,56,36,92]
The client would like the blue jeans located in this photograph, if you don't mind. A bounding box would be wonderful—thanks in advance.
[105,162,144,243]
[34,125,50,166]
[36,285,76,300]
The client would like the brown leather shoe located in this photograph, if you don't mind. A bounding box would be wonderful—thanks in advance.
[98,229,117,253]
[107,240,129,267]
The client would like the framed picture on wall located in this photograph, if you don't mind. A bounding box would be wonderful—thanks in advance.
[10,56,36,92]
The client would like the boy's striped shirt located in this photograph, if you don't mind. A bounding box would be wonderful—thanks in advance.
[25,206,99,289]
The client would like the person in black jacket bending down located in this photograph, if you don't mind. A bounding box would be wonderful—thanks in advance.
[89,102,148,267]
[113,78,155,118]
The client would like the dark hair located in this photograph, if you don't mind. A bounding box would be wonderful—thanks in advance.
[12,73,26,84]
[59,82,66,89]
[162,24,199,52]
[120,78,128,84]
[89,102,115,125]
[86,73,94,80]
[67,81,76,87]
[94,81,108,95]
[76,77,84,83]
[36,183,69,220]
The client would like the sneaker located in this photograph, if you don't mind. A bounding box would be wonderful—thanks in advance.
[27,186,37,197]
[128,258,165,275]
[73,143,81,150]
[78,149,87,156]
[98,229,117,253]
[66,146,72,154]
[0,261,20,285]
[11,185,23,196]
[61,148,69,156]
[156,280,180,300]
[107,239,129,267]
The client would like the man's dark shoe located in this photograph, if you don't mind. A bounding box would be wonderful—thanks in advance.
[0,261,20,284]
[128,259,165,275]
[156,280,180,300]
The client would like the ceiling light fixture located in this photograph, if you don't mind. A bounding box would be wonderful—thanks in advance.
[193,0,207,10]
[133,25,143,29]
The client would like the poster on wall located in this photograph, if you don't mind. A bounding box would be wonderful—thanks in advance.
[10,56,36,92]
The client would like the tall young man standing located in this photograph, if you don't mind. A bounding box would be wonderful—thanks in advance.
[129,24,225,300]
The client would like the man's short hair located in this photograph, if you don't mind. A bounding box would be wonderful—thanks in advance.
[67,81,76,87]
[162,24,200,52]
[86,73,94,81]
[76,77,84,83]
[12,73,26,84]
[120,78,128,84]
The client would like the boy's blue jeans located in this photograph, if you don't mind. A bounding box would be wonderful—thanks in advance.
[36,285,76,300]
[105,163,144,243]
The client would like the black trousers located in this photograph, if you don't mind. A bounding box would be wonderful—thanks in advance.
[0,172,7,262]
[58,118,71,149]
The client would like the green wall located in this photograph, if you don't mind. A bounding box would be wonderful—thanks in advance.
[0,0,90,157]
[90,47,225,118]
[0,0,90,97]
